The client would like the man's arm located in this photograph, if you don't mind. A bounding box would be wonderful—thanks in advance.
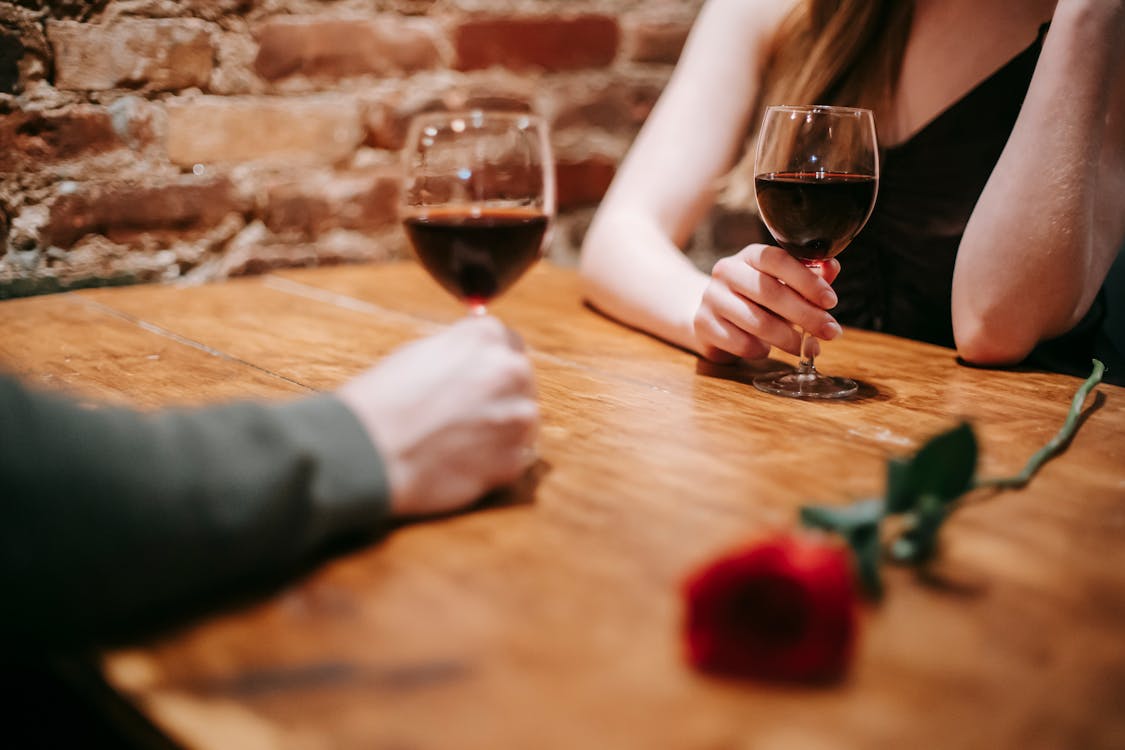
[1,314,538,646]
[1,375,389,644]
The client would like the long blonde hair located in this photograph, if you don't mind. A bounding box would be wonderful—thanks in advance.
[721,0,914,207]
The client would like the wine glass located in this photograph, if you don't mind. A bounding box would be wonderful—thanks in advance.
[752,104,879,399]
[400,110,556,316]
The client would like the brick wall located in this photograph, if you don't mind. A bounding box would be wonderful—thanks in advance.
[0,0,718,298]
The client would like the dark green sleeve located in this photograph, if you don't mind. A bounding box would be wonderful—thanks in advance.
[0,375,391,645]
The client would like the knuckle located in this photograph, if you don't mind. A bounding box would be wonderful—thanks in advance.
[738,245,765,263]
[712,256,736,281]
[761,244,789,264]
[700,282,725,310]
[747,243,778,268]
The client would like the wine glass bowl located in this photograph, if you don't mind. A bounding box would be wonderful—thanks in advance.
[400,110,556,315]
[752,105,879,399]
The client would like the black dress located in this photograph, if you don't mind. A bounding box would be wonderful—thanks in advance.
[814,24,1122,382]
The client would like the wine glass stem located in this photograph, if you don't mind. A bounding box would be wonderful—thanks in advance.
[798,328,818,378]
[469,303,488,317]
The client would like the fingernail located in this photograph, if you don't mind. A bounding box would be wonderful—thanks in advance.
[821,288,838,308]
[821,321,843,340]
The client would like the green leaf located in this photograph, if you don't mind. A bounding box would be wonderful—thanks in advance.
[800,498,885,534]
[914,423,977,501]
[885,422,978,512]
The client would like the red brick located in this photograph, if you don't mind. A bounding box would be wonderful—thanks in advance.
[626,20,692,64]
[48,19,215,91]
[253,17,442,81]
[166,96,362,166]
[263,189,330,238]
[43,177,249,248]
[552,80,664,133]
[0,106,124,172]
[455,16,618,72]
[263,169,400,237]
[555,155,616,210]
[334,172,400,232]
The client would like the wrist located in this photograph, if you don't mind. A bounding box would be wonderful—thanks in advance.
[680,267,714,356]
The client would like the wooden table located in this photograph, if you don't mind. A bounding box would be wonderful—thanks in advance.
[2,261,1123,749]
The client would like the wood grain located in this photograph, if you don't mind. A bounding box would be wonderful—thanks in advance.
[0,293,303,407]
[3,261,1123,749]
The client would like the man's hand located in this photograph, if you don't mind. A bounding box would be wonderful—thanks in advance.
[338,316,539,517]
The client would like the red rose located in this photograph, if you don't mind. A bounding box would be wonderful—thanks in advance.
[683,534,857,682]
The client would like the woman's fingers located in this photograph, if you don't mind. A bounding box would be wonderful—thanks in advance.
[694,302,772,361]
[743,244,839,308]
[705,285,803,355]
[815,258,842,287]
[694,245,844,362]
[713,249,841,341]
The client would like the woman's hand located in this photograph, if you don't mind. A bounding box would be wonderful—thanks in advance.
[692,244,842,362]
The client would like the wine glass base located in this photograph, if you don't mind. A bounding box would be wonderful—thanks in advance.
[753,370,858,400]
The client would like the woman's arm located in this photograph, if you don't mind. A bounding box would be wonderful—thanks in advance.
[952,0,1125,365]
[580,0,811,357]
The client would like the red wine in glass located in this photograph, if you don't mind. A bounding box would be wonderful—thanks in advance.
[754,171,877,263]
[401,110,555,316]
[403,206,549,307]
[751,105,879,400]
